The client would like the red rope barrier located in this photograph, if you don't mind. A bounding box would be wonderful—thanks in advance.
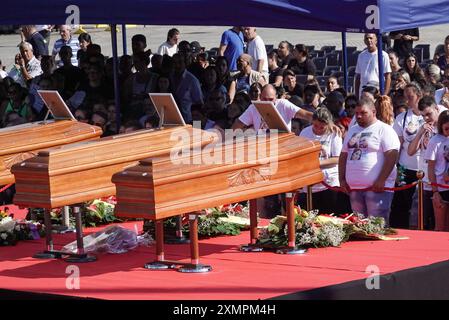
[0,184,12,193]
[320,181,418,192]
[425,181,449,189]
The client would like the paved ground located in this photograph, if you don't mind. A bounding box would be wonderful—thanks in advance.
[0,24,448,70]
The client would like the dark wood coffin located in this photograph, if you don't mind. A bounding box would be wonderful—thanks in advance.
[112,132,323,220]
[0,120,102,185]
[12,126,216,208]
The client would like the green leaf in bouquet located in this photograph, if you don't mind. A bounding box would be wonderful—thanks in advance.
[267,223,280,235]
[270,215,287,229]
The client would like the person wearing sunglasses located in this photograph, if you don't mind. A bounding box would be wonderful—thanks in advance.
[1,82,32,127]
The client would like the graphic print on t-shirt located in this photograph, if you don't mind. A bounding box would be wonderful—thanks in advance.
[404,118,424,142]
[319,140,330,159]
[422,130,432,150]
[347,132,372,160]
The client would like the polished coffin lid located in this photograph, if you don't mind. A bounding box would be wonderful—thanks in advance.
[0,120,102,185]
[112,132,323,220]
[11,125,217,208]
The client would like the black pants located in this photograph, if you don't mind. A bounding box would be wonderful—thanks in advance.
[423,190,435,230]
[296,189,347,214]
[390,168,418,228]
[0,184,15,205]
[261,194,283,219]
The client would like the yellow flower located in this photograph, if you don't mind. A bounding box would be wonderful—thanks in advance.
[301,209,308,218]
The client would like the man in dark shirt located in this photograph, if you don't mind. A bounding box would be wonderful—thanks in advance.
[283,69,303,98]
[389,28,419,62]
[268,51,283,86]
[277,41,293,68]
[54,45,86,99]
[287,44,316,80]
[21,25,48,59]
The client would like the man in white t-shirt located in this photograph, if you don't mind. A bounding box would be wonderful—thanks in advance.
[390,83,425,228]
[355,33,392,98]
[243,27,269,79]
[231,84,312,131]
[339,97,400,223]
[157,28,180,57]
[407,96,446,229]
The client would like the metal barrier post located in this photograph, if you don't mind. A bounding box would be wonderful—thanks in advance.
[417,170,424,230]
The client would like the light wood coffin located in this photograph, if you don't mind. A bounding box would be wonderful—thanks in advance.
[112,132,323,220]
[12,126,216,208]
[0,120,102,185]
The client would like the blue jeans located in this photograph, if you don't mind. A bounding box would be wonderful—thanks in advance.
[349,191,394,225]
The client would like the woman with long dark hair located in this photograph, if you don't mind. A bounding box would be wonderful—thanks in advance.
[403,53,426,86]
[215,56,236,103]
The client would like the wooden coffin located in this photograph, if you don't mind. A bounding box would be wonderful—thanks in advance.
[11,126,216,209]
[0,120,102,185]
[112,132,323,220]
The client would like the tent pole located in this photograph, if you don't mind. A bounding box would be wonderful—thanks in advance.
[341,32,348,93]
[377,31,385,94]
[111,24,121,133]
[122,24,127,55]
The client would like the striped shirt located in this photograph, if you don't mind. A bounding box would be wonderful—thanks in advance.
[52,37,80,67]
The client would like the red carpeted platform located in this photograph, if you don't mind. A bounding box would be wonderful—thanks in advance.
[1,214,449,300]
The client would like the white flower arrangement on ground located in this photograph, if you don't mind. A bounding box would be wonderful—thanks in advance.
[0,215,45,246]
[258,208,406,248]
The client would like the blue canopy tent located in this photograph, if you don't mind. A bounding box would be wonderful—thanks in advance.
[2,0,449,126]
[1,1,376,31]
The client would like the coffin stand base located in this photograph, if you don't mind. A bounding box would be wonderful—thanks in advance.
[52,225,76,234]
[240,244,307,254]
[33,250,97,262]
[164,236,190,245]
[239,244,264,252]
[275,247,308,255]
[144,260,211,273]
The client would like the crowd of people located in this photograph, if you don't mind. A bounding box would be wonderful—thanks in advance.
[1,25,449,231]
